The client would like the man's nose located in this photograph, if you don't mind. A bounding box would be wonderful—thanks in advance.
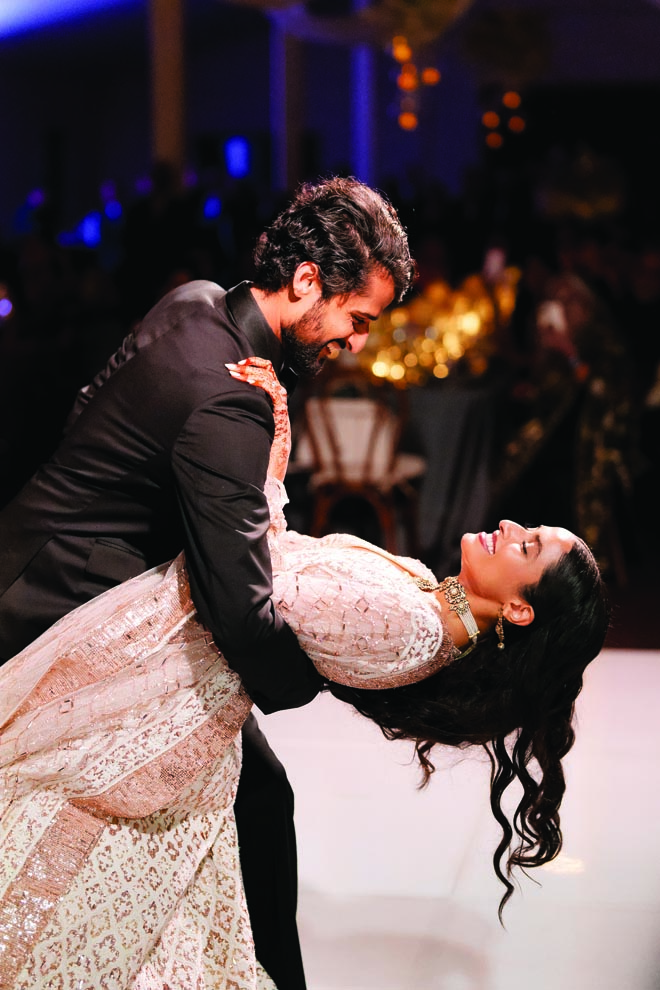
[346,332,368,354]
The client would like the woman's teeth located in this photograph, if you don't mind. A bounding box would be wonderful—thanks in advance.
[485,532,495,554]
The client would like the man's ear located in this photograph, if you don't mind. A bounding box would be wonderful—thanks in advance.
[291,262,321,299]
[503,598,535,628]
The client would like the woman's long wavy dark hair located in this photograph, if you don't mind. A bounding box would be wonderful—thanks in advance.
[325,541,608,920]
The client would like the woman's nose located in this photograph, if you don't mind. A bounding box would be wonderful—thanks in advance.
[499,519,522,540]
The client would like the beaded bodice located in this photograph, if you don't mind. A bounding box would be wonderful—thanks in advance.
[267,479,458,689]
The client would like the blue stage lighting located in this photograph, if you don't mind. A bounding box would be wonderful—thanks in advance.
[0,298,13,319]
[0,0,138,39]
[27,188,45,208]
[203,195,222,220]
[57,231,79,247]
[135,176,152,195]
[104,200,123,221]
[224,137,251,179]
[78,211,102,248]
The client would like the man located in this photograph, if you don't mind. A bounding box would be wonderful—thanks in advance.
[0,176,414,988]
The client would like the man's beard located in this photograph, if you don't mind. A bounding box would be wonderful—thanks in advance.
[280,301,334,378]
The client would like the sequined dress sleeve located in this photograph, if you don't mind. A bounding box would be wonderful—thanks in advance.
[266,478,457,688]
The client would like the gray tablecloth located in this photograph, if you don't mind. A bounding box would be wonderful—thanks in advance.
[407,381,496,577]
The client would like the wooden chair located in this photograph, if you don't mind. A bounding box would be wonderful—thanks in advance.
[293,369,426,555]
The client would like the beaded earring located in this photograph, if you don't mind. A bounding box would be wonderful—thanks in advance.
[495,608,505,650]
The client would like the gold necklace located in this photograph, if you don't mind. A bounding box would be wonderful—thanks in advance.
[413,574,480,648]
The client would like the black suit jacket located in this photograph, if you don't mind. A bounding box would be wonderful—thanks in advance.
[0,279,322,712]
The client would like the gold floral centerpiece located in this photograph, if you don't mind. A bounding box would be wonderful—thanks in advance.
[358,268,519,387]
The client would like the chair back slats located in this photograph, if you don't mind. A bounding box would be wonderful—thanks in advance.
[290,364,425,554]
[304,396,399,487]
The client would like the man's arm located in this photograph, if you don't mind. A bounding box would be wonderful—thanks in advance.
[172,385,323,714]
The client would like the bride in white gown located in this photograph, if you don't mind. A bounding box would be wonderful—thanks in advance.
[0,359,608,989]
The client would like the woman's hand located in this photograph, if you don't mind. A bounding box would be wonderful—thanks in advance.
[226,357,291,481]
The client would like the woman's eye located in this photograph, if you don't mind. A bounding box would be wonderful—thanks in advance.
[522,541,528,555]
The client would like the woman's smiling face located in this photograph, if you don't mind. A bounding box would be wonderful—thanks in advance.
[458,520,578,611]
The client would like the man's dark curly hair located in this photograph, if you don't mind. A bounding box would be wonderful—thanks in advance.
[253,176,415,302]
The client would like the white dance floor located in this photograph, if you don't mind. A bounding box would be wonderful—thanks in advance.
[257,648,660,990]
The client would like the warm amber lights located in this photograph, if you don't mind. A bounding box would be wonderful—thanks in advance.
[508,115,526,133]
[502,90,521,109]
[421,67,441,85]
[359,269,520,388]
[391,36,441,130]
[398,111,418,130]
[397,64,419,91]
[482,111,500,129]
[392,35,412,62]
[486,132,503,148]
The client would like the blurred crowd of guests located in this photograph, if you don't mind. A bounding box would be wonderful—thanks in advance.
[489,230,660,584]
[0,162,271,505]
[0,159,658,585]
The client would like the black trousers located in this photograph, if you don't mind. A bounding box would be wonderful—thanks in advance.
[235,714,307,990]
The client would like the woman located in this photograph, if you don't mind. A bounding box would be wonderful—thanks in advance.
[0,360,608,989]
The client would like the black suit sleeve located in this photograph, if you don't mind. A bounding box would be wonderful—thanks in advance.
[65,331,140,429]
[172,383,323,714]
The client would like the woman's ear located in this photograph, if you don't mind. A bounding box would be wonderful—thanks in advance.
[503,598,535,628]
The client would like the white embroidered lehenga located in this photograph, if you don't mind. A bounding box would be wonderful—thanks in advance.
[0,479,456,990]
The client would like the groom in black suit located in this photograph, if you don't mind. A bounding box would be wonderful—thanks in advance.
[0,176,413,989]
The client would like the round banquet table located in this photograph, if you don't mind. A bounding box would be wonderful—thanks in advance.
[405,379,498,577]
